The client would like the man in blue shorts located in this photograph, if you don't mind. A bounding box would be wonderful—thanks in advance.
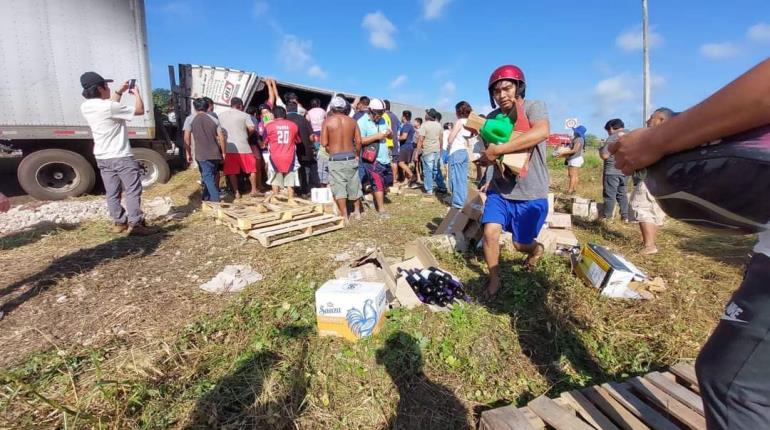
[477,65,551,297]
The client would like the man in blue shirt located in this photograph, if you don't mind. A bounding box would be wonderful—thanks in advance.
[357,98,393,216]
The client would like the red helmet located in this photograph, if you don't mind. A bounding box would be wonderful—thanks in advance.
[488,65,526,107]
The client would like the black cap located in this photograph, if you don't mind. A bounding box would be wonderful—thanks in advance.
[80,71,113,89]
[425,108,439,120]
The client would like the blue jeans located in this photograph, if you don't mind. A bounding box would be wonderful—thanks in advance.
[198,159,221,202]
[448,150,469,208]
[421,152,446,193]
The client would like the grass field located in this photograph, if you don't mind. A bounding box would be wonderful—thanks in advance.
[0,155,753,429]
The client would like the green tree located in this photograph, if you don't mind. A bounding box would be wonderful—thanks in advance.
[585,133,602,148]
[152,88,171,112]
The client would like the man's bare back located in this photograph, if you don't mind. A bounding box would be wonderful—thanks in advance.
[322,112,361,156]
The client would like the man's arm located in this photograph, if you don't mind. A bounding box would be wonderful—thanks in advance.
[484,118,549,158]
[611,58,770,174]
[354,124,362,155]
[320,120,329,148]
[447,121,463,146]
[266,78,277,107]
[111,81,129,102]
[599,143,610,160]
[416,134,425,151]
[217,128,226,155]
[129,86,145,116]
[399,129,408,142]
[183,130,193,163]
[361,132,386,145]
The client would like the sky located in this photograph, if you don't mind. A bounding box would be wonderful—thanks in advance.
[145,0,770,135]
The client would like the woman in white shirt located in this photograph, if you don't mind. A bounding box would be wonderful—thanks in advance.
[445,101,475,208]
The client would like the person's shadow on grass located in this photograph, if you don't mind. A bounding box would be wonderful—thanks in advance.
[464,253,611,404]
[376,331,471,430]
[184,324,311,429]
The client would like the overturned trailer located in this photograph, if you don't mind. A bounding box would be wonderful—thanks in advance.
[168,64,455,130]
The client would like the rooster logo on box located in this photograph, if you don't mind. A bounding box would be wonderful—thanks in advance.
[346,299,378,337]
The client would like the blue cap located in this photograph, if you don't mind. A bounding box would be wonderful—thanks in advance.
[572,125,587,138]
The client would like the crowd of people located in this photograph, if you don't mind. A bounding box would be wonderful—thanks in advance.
[4,59,761,430]
[181,78,483,222]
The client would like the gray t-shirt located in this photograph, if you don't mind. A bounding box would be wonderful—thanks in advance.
[218,108,254,154]
[418,120,442,154]
[488,99,550,201]
[600,129,626,176]
[567,136,584,161]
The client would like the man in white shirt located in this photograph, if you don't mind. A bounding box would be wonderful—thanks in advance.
[79,71,154,235]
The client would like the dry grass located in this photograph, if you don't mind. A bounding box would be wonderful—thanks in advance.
[0,160,750,429]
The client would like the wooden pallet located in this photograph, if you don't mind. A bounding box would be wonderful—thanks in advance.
[247,213,345,247]
[479,362,706,430]
[218,203,323,230]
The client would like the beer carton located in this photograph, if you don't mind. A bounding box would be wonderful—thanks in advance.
[315,279,387,341]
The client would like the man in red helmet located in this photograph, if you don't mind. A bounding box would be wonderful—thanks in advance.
[476,65,551,297]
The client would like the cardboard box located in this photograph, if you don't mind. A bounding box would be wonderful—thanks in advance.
[435,208,470,235]
[315,279,388,341]
[551,228,579,248]
[311,188,333,204]
[536,228,557,253]
[422,233,469,253]
[546,212,572,229]
[460,187,485,221]
[572,201,590,218]
[388,240,442,309]
[334,249,397,303]
[573,243,642,299]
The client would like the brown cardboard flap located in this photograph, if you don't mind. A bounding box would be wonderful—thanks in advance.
[435,209,470,235]
[335,248,398,303]
[461,187,485,221]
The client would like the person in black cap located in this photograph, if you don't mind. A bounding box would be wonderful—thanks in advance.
[79,71,155,235]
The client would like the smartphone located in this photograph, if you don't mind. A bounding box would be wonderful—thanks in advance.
[128,79,136,91]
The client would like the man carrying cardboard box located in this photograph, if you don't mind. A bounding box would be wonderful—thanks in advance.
[475,65,551,298]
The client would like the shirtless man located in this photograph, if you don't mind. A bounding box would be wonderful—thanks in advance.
[321,96,363,221]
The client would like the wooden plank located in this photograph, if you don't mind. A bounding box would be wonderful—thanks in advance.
[645,372,704,416]
[583,386,649,430]
[527,395,595,430]
[478,406,537,430]
[669,363,699,392]
[249,215,344,247]
[521,407,546,429]
[628,377,706,430]
[603,383,678,430]
[561,390,620,430]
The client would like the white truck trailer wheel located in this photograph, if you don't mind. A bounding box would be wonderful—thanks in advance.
[17,149,96,200]
[132,147,171,188]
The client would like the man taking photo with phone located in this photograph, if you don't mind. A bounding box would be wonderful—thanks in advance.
[79,72,155,235]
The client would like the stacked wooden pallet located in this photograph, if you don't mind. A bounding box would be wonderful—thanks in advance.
[480,362,706,430]
[202,196,344,247]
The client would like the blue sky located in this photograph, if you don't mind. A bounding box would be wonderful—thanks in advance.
[146,0,770,135]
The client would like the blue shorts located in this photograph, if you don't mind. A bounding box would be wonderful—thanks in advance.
[480,192,548,245]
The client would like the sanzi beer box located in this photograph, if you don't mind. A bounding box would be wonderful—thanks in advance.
[315,279,387,341]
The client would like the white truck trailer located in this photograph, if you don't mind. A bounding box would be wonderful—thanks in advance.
[0,0,173,200]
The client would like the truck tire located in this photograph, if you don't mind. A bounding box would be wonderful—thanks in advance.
[17,149,96,200]
[132,147,171,188]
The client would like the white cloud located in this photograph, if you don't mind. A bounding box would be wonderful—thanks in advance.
[362,11,397,50]
[651,73,666,88]
[252,1,269,17]
[594,74,636,118]
[308,65,327,79]
[615,26,663,52]
[423,0,451,20]
[435,81,456,109]
[162,1,191,17]
[475,103,493,115]
[700,42,741,60]
[278,35,326,79]
[747,22,770,42]
[280,35,312,71]
[390,74,408,89]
